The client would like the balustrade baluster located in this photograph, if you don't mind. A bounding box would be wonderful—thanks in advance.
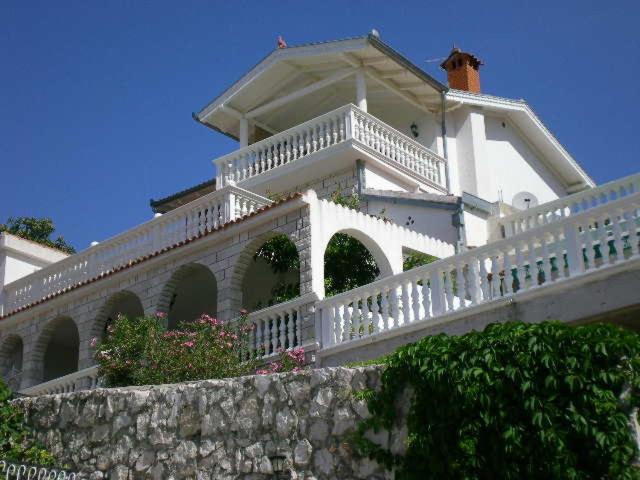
[255,319,264,357]
[312,126,318,152]
[352,299,361,338]
[268,316,277,355]
[456,262,467,308]
[624,209,639,256]
[287,309,295,348]
[479,258,490,301]
[372,290,382,333]
[343,303,352,341]
[333,305,342,344]
[381,288,390,330]
[420,273,432,317]
[527,240,538,288]
[611,209,625,262]
[443,271,454,311]
[411,277,421,322]
[278,313,286,350]
[401,281,411,325]
[390,285,400,327]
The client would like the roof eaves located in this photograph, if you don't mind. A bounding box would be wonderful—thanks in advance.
[367,34,447,93]
[446,89,595,188]
[150,178,217,210]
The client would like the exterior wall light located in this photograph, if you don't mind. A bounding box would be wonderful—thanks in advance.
[269,455,290,479]
[410,122,419,138]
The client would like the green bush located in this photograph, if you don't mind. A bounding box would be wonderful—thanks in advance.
[356,321,640,479]
[94,313,258,387]
[0,378,54,465]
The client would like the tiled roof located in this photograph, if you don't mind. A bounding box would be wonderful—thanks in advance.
[150,178,217,214]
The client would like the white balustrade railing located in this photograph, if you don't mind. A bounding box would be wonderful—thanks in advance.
[319,191,640,348]
[214,104,448,192]
[234,294,316,359]
[497,172,640,238]
[20,365,99,396]
[2,186,271,315]
[351,107,447,189]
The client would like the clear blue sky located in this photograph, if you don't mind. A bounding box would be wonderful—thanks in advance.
[1,1,638,251]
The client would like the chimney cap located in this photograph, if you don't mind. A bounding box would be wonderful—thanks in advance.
[440,47,483,70]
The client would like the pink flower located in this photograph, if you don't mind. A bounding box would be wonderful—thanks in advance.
[106,324,115,333]
[90,337,98,348]
[155,312,167,319]
[182,340,195,348]
[256,369,270,375]
[239,308,248,315]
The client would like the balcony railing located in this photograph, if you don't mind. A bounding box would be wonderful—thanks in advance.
[20,365,99,396]
[318,190,640,349]
[496,172,640,239]
[1,186,271,316]
[214,104,448,192]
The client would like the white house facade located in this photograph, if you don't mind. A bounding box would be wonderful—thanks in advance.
[1,33,638,395]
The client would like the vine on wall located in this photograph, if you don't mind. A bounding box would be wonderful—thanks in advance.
[355,321,640,479]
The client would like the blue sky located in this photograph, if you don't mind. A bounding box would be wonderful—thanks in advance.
[1,1,638,251]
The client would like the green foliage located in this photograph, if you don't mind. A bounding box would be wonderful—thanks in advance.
[0,217,75,254]
[0,378,54,465]
[403,252,438,271]
[254,234,300,273]
[324,191,380,296]
[94,313,258,387]
[356,321,640,479]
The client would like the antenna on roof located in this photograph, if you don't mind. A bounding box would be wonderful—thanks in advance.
[370,29,380,38]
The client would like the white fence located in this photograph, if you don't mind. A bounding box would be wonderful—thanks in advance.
[318,191,640,348]
[20,365,99,396]
[1,186,271,316]
[214,104,448,192]
[496,172,640,239]
[238,294,316,359]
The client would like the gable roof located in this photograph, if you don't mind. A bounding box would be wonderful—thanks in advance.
[446,89,595,192]
[194,34,447,140]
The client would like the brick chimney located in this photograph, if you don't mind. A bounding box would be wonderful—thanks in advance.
[441,47,483,93]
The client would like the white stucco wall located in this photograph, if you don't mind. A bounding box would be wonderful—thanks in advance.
[464,208,489,248]
[365,199,458,247]
[483,115,566,206]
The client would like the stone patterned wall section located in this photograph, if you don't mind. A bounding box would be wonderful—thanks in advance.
[15,367,393,480]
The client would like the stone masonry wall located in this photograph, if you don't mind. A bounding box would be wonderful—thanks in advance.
[15,367,393,480]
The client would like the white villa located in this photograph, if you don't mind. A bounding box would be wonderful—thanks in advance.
[1,33,638,395]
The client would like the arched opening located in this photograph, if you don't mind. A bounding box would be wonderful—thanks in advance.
[242,234,300,311]
[40,316,80,382]
[160,263,218,329]
[0,335,23,391]
[94,290,144,339]
[324,230,387,297]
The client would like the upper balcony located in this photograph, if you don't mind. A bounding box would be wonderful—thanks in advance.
[213,104,448,195]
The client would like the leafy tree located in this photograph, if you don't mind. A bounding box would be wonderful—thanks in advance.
[0,377,54,465]
[356,321,640,480]
[0,217,75,254]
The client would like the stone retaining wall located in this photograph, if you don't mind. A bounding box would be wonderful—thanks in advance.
[15,367,392,479]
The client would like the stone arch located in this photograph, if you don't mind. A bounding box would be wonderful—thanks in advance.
[229,232,303,313]
[322,227,394,277]
[33,316,80,383]
[157,262,218,329]
[92,290,145,341]
[0,334,24,390]
[321,228,393,297]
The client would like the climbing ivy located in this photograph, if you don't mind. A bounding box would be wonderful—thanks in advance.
[355,321,640,479]
[0,378,54,465]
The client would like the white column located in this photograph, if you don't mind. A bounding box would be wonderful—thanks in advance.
[239,117,249,148]
[355,70,367,112]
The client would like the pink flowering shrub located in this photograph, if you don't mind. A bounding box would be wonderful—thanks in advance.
[94,313,258,387]
[256,346,306,375]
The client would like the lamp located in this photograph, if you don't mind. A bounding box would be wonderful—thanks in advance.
[410,122,419,138]
[269,455,289,479]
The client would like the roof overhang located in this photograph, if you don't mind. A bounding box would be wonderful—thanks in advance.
[194,34,446,140]
[446,89,595,192]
